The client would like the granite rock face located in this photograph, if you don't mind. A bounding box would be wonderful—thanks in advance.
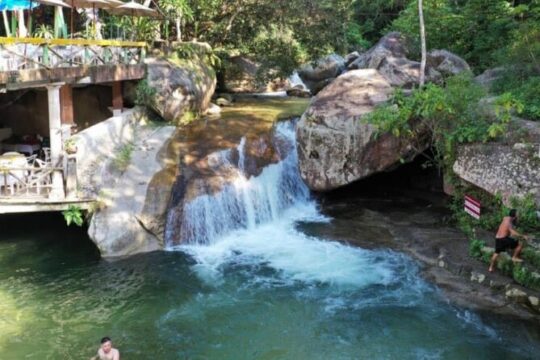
[78,110,178,257]
[453,141,540,207]
[298,54,346,95]
[296,69,430,191]
[144,47,216,122]
[347,32,443,88]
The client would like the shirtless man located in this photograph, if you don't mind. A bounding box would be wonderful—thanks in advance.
[92,337,120,360]
[489,209,529,272]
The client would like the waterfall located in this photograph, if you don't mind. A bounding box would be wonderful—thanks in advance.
[166,121,310,246]
[288,71,309,90]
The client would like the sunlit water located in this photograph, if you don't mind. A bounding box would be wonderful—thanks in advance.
[0,122,539,359]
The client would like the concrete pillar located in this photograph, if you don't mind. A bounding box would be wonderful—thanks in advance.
[65,154,78,199]
[112,81,123,116]
[47,84,66,200]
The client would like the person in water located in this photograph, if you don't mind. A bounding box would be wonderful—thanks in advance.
[489,209,529,272]
[92,336,120,360]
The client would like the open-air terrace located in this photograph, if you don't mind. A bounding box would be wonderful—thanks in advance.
[0,0,158,213]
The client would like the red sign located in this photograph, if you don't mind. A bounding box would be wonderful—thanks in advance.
[464,195,481,219]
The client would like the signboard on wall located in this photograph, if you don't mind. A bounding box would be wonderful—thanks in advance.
[464,195,481,219]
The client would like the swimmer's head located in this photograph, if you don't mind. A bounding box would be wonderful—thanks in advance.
[100,337,112,353]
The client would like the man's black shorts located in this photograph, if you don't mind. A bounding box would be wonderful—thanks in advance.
[495,237,518,253]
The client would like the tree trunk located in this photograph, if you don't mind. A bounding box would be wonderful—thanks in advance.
[418,0,427,87]
[176,17,181,41]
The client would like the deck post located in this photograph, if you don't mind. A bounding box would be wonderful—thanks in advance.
[47,84,66,200]
[60,84,75,125]
[112,81,123,116]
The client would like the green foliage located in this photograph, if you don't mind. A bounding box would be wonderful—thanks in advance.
[135,79,157,107]
[522,248,540,269]
[33,24,54,39]
[345,22,371,51]
[178,110,199,125]
[469,238,486,258]
[508,194,540,234]
[250,26,309,83]
[181,0,351,78]
[387,0,540,75]
[493,77,540,121]
[364,74,507,169]
[113,143,135,171]
[348,0,409,46]
[513,264,540,290]
[62,205,84,227]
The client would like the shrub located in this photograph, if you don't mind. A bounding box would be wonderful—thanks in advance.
[62,205,84,226]
[469,238,485,258]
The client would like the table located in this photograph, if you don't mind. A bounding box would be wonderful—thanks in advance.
[2,143,41,155]
[0,153,28,195]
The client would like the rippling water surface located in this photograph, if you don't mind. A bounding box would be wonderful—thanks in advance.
[0,120,539,359]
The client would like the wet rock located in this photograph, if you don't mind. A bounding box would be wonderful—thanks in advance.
[345,51,361,66]
[296,69,430,191]
[529,296,539,307]
[205,103,222,115]
[216,97,233,107]
[489,280,506,291]
[506,288,528,303]
[470,271,486,284]
[286,85,311,98]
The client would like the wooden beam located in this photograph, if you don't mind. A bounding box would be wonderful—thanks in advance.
[112,81,123,116]
[0,199,95,214]
[60,84,74,125]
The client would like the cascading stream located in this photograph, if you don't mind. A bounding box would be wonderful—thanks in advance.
[168,121,309,246]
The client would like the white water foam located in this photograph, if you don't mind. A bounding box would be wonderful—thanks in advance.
[168,121,421,291]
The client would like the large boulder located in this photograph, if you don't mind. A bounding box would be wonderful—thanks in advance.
[298,54,346,94]
[348,32,442,88]
[75,109,179,257]
[474,67,505,90]
[453,138,540,207]
[143,49,216,122]
[427,49,471,76]
[296,69,429,191]
[221,56,289,93]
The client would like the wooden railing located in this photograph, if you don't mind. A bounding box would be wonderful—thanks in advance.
[0,165,62,198]
[0,37,147,72]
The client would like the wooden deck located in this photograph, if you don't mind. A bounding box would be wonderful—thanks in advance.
[0,198,95,214]
[0,37,147,90]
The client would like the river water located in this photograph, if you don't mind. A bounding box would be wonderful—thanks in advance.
[0,119,539,359]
